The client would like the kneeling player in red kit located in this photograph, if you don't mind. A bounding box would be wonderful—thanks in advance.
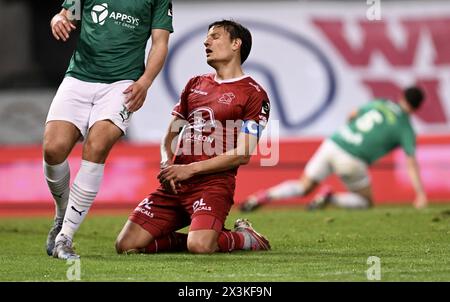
[115,20,271,254]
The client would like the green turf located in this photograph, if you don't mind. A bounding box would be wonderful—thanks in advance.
[0,205,449,281]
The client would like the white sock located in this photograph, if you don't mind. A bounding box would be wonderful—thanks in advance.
[44,160,70,219]
[57,160,105,241]
[330,193,371,209]
[267,180,305,201]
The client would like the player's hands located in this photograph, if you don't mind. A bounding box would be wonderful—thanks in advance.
[161,178,178,194]
[51,14,76,42]
[123,78,152,112]
[414,192,428,209]
[159,160,177,194]
[158,164,195,194]
[160,159,173,171]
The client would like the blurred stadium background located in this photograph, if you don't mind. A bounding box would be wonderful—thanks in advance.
[0,0,449,215]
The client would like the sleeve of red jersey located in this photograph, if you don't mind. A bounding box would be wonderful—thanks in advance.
[171,77,196,120]
[241,90,270,137]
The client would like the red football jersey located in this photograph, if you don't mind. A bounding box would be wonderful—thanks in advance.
[172,73,270,176]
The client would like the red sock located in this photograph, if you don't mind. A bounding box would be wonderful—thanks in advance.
[217,231,245,252]
[144,232,188,253]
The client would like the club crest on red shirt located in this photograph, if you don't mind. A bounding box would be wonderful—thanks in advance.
[218,92,236,105]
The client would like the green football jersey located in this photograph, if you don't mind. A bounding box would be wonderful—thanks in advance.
[331,100,416,164]
[62,0,173,83]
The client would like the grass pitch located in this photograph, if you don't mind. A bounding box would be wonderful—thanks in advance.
[0,205,449,281]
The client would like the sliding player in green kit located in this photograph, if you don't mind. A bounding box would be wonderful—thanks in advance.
[240,87,428,212]
[43,0,173,259]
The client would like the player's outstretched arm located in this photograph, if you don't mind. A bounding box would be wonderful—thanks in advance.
[123,29,170,112]
[406,155,428,209]
[50,9,77,42]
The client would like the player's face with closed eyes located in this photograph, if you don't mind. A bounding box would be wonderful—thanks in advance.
[204,26,236,66]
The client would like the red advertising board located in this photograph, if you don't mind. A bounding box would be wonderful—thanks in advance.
[0,136,448,214]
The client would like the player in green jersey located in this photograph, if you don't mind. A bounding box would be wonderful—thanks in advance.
[240,87,428,212]
[43,0,173,259]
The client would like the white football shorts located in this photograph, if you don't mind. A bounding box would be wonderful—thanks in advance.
[46,76,134,137]
[305,139,370,191]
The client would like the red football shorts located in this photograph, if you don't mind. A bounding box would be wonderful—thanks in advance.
[129,174,236,238]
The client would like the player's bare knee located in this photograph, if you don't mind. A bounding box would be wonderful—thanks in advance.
[43,141,70,164]
[187,240,216,254]
[115,230,128,253]
[115,237,135,254]
[83,139,109,163]
[115,240,124,254]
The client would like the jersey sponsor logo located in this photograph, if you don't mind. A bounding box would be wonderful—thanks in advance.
[218,92,235,105]
[90,3,140,28]
[91,3,109,25]
[109,11,140,27]
[185,133,214,144]
[181,107,217,144]
[187,107,216,131]
[192,198,211,213]
[193,115,208,131]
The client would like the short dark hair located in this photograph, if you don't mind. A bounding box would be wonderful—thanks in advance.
[208,20,252,64]
[403,86,425,110]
